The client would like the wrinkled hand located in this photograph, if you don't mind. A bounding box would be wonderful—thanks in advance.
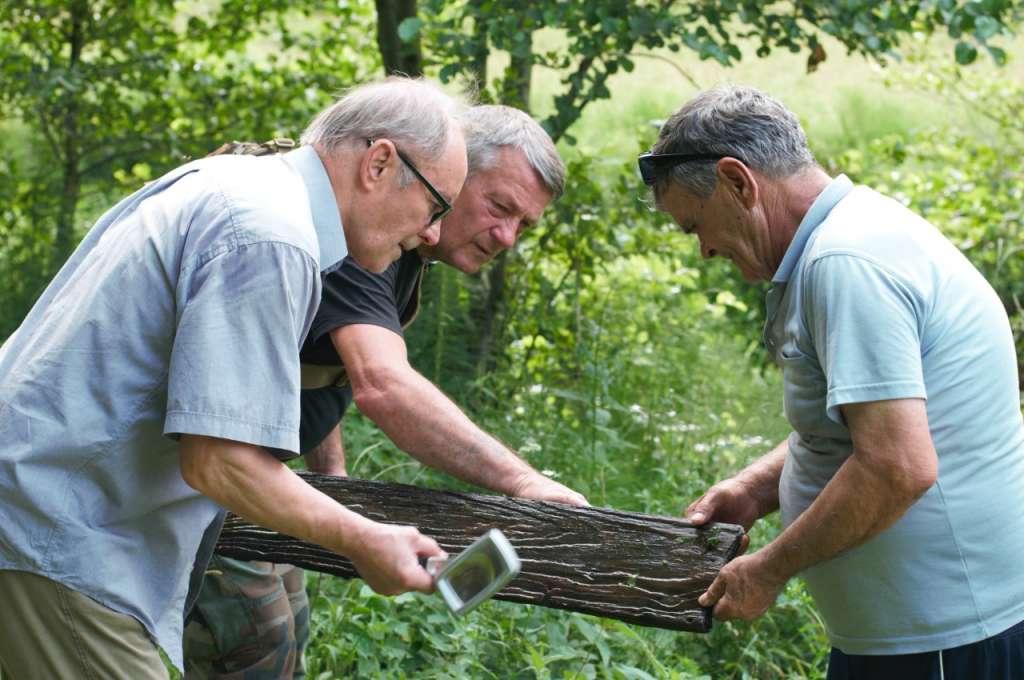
[685,477,766,553]
[511,471,590,507]
[698,552,786,622]
[346,520,446,596]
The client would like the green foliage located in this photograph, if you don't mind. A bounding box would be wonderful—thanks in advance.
[0,135,55,333]
[0,0,379,337]
[418,0,1022,140]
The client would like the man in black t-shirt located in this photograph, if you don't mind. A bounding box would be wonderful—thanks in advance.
[185,105,582,679]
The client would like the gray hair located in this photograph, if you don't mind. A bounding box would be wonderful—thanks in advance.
[652,85,816,199]
[461,105,566,199]
[301,77,466,186]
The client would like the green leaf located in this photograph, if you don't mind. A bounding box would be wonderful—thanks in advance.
[628,13,655,36]
[985,44,1007,65]
[438,63,460,82]
[973,15,1000,40]
[397,17,423,43]
[954,40,978,64]
[615,666,659,680]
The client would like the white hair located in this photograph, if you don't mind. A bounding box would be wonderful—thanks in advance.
[301,77,467,185]
[461,105,566,198]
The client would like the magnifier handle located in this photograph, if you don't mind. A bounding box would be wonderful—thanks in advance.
[418,555,449,578]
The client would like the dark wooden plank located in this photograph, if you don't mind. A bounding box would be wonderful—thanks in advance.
[215,473,743,632]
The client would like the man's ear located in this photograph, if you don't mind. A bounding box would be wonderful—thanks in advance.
[359,139,397,191]
[717,157,758,209]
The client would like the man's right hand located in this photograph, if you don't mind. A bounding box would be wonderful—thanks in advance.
[510,470,590,507]
[344,519,446,596]
[683,438,788,553]
[685,477,766,554]
[685,477,763,530]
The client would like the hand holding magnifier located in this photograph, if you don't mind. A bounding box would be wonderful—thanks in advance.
[421,529,521,616]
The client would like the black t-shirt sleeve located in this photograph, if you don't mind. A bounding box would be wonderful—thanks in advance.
[300,255,403,363]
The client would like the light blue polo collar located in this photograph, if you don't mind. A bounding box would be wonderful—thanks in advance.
[284,146,347,272]
[772,174,854,284]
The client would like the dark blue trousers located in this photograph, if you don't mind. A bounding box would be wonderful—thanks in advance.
[827,619,1024,680]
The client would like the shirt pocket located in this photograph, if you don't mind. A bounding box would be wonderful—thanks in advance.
[778,342,830,434]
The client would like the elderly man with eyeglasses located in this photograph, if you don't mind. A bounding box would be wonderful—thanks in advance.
[0,77,471,679]
[183,104,589,679]
[642,85,1024,680]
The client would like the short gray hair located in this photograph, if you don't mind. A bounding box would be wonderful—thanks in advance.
[301,77,466,186]
[461,105,566,199]
[652,85,816,199]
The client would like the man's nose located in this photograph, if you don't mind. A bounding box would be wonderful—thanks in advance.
[493,219,518,249]
[419,219,441,247]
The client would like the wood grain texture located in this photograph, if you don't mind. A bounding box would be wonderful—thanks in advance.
[215,473,744,633]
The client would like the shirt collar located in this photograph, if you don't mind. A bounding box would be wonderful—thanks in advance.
[284,146,347,272]
[772,174,854,284]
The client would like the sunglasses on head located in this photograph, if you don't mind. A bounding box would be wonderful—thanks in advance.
[637,151,743,186]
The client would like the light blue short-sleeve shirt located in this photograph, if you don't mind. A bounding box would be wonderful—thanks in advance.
[765,175,1024,654]
[0,146,346,670]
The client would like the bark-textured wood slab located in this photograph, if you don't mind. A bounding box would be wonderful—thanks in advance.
[216,473,744,633]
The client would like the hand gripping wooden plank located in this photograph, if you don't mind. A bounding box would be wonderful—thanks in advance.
[215,472,744,633]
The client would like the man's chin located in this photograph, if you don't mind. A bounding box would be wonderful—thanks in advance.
[399,237,423,252]
[414,244,484,273]
[454,250,485,274]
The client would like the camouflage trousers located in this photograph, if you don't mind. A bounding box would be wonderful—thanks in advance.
[184,556,309,680]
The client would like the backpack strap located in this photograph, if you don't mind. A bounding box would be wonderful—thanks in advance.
[205,138,297,157]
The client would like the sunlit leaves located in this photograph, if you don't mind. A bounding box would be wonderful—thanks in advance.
[0,0,379,334]
[415,0,1020,142]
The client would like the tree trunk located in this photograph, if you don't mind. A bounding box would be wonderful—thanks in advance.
[53,0,88,269]
[472,249,507,377]
[467,0,489,98]
[500,33,533,112]
[216,473,744,633]
[374,0,423,77]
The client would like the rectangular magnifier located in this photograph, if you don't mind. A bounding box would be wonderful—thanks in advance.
[425,528,521,616]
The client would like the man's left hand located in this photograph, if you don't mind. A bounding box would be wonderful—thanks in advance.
[698,552,786,622]
[510,471,590,507]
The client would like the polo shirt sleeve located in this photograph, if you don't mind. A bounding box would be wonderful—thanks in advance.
[802,253,928,425]
[164,242,320,456]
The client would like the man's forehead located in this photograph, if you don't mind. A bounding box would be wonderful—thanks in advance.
[478,156,552,210]
[431,137,469,202]
[659,183,701,211]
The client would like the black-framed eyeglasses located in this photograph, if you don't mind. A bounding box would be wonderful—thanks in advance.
[368,139,452,225]
[637,151,742,186]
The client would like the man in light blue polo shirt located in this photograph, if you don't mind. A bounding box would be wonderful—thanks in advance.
[639,85,1024,679]
[0,77,468,678]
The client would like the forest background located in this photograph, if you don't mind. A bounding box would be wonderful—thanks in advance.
[2,1,1023,678]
